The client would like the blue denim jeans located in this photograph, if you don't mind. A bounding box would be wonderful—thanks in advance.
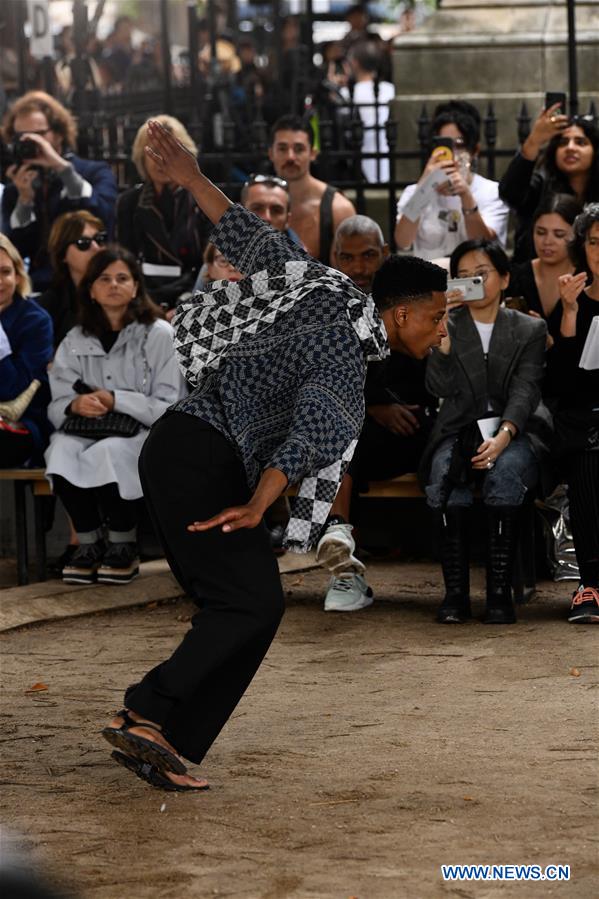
[426,434,539,509]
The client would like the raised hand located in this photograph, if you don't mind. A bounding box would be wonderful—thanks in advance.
[144,120,201,190]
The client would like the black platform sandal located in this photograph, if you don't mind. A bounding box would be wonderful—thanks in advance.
[101,709,187,776]
[110,750,209,793]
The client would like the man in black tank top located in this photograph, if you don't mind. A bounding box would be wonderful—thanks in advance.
[269,114,355,264]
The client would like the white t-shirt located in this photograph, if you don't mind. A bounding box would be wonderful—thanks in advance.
[396,173,509,260]
[474,319,495,355]
[341,80,395,184]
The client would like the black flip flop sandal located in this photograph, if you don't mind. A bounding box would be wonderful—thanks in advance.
[101,709,187,776]
[110,750,209,793]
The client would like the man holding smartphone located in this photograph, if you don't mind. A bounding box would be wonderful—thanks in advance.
[395,101,509,262]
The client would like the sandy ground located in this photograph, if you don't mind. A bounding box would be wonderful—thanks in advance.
[1,560,598,899]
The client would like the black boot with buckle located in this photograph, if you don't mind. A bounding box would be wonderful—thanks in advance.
[484,506,520,624]
[436,507,471,624]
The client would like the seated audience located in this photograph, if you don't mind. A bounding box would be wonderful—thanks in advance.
[422,239,551,626]
[317,252,448,612]
[39,210,107,348]
[0,234,53,466]
[395,101,509,261]
[1,91,117,291]
[117,115,211,312]
[269,114,356,263]
[240,174,302,246]
[45,247,186,586]
[191,242,243,296]
[545,204,599,624]
[499,109,599,262]
[509,194,580,322]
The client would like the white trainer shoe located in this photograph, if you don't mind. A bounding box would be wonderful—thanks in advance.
[315,521,365,576]
[324,574,374,612]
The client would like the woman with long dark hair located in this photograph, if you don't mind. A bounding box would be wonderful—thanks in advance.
[546,204,599,623]
[500,107,599,262]
[508,194,581,321]
[44,246,185,585]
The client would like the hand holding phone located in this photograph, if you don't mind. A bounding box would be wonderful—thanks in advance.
[446,276,485,302]
[544,92,567,115]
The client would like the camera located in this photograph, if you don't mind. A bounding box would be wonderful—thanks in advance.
[12,138,39,166]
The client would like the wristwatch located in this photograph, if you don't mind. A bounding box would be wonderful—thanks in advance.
[499,425,515,440]
[462,205,479,216]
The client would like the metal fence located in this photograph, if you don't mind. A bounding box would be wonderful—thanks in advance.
[62,91,599,247]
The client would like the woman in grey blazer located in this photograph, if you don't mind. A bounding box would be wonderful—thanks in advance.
[422,240,551,625]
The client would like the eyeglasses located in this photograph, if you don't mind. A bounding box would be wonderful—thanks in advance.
[212,254,237,268]
[456,267,495,282]
[243,173,289,191]
[70,232,108,251]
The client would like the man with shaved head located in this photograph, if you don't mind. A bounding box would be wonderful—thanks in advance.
[321,218,442,612]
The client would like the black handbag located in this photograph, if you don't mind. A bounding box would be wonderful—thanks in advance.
[61,379,142,440]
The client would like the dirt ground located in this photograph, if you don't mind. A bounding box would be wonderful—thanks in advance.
[1,560,598,899]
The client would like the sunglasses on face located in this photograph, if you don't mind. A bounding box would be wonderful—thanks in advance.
[243,173,289,191]
[70,232,108,251]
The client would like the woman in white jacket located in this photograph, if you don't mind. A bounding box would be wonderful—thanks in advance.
[45,246,186,584]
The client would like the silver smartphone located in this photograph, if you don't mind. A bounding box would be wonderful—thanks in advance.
[446,276,485,301]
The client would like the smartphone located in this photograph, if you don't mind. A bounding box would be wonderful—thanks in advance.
[431,136,454,162]
[446,276,485,302]
[545,91,567,114]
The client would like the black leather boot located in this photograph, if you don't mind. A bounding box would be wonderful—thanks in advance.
[436,508,471,623]
[484,506,520,624]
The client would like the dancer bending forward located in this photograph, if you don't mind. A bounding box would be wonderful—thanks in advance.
[102,121,447,791]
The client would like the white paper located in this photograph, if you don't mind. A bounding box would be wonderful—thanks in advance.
[142,262,182,278]
[401,170,450,223]
[477,416,501,442]
[579,315,599,370]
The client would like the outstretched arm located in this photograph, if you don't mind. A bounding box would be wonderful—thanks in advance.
[145,120,232,225]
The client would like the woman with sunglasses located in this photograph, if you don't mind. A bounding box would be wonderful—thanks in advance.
[39,210,108,348]
[499,108,599,263]
[422,239,551,625]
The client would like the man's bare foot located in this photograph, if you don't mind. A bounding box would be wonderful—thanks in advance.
[106,710,209,788]
[163,770,209,789]
[107,709,181,757]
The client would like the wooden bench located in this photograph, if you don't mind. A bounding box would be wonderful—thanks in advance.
[0,468,51,585]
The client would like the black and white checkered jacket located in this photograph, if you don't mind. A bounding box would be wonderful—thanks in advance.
[171,205,388,552]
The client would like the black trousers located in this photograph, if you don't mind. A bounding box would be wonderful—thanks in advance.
[566,450,599,584]
[52,476,138,534]
[126,412,285,765]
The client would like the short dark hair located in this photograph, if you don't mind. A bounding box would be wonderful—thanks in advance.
[532,193,582,226]
[449,239,510,278]
[349,41,380,74]
[372,255,447,312]
[270,114,314,147]
[77,246,162,337]
[569,202,599,277]
[431,100,481,154]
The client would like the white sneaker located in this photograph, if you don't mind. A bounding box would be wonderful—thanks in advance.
[324,574,374,612]
[316,521,365,576]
